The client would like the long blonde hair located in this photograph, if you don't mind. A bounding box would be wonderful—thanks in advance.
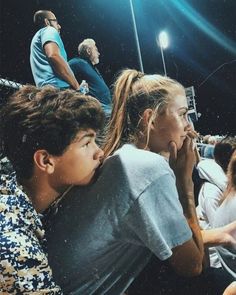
[103,69,185,157]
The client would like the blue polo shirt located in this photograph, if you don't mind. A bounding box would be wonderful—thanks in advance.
[69,57,112,116]
[30,26,70,88]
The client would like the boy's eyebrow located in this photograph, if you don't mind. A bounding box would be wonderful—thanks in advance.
[76,132,96,142]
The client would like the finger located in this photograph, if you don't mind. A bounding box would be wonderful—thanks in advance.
[187,130,198,139]
[168,141,177,162]
[181,135,191,152]
[187,136,195,151]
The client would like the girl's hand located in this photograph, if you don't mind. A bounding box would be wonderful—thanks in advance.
[168,135,195,178]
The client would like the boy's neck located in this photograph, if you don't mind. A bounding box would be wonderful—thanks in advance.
[23,175,68,213]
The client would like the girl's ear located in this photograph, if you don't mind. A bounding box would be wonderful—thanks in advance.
[33,150,56,174]
[142,108,155,129]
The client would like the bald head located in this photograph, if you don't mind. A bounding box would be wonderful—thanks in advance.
[33,10,52,28]
[33,10,61,32]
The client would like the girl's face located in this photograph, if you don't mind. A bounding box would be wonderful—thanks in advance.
[148,91,191,154]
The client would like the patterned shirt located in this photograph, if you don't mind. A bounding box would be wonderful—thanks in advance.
[0,162,62,294]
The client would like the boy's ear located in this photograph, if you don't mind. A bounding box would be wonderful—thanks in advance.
[142,108,155,129]
[33,150,55,174]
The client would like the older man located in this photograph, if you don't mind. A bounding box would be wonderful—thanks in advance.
[69,39,112,117]
[30,10,79,90]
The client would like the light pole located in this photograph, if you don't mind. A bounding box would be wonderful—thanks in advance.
[129,0,144,72]
[158,31,169,76]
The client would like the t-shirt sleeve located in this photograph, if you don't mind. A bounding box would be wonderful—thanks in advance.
[202,183,223,227]
[123,173,192,261]
[0,230,62,294]
[41,27,60,48]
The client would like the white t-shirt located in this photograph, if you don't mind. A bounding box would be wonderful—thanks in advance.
[214,193,236,278]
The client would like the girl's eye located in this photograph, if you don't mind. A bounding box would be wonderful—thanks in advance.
[83,141,91,147]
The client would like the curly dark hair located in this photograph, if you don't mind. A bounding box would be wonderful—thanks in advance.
[0,85,105,181]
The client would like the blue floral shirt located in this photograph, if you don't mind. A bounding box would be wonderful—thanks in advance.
[0,158,62,294]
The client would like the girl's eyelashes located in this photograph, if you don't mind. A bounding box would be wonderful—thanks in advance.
[82,141,91,148]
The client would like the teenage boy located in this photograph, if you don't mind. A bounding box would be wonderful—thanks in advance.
[0,85,104,293]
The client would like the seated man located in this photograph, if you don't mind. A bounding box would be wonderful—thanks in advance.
[69,38,112,118]
[0,85,104,293]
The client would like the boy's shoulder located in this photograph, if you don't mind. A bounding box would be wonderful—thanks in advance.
[0,173,44,238]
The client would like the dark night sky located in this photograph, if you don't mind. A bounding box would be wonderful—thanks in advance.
[1,0,236,135]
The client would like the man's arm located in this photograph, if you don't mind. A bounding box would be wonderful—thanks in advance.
[44,41,79,90]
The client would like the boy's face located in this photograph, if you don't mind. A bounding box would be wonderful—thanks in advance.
[52,129,103,188]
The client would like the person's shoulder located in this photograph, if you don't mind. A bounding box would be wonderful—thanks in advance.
[40,26,60,43]
[69,57,88,65]
[0,174,43,234]
[42,26,58,34]
[116,144,168,164]
[197,158,227,189]
[112,144,172,180]
[69,56,82,64]
[197,158,222,175]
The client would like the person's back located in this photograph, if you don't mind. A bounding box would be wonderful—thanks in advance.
[197,137,236,269]
[30,10,79,90]
[30,26,68,88]
[214,151,236,278]
[69,39,112,117]
[45,143,192,294]
[69,57,111,115]
[214,192,236,278]
[197,136,236,228]
[197,158,227,229]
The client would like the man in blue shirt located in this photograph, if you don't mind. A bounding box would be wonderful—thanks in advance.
[69,39,112,117]
[30,10,80,90]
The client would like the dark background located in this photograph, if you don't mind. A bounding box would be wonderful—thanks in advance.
[1,0,235,135]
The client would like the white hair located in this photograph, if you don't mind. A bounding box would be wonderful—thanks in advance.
[78,38,96,57]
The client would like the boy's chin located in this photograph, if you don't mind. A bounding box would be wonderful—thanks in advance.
[82,168,101,186]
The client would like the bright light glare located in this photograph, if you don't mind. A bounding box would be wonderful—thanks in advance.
[159,31,169,49]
